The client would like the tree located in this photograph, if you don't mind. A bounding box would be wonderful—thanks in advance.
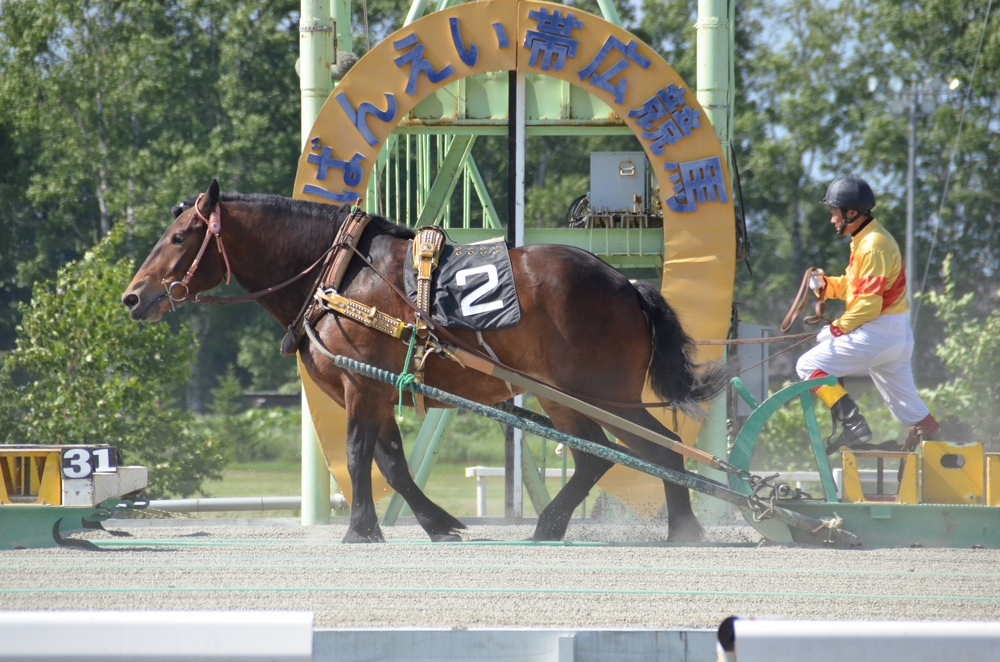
[850,0,1000,381]
[0,228,227,497]
[731,0,870,331]
[920,255,1000,446]
[0,0,304,404]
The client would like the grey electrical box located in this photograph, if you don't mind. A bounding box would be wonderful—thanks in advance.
[590,152,646,212]
[735,323,770,419]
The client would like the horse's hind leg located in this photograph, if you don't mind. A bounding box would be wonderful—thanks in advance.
[598,408,704,542]
[374,414,466,542]
[533,399,614,541]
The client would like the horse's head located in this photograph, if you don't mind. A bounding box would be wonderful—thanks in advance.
[122,179,230,322]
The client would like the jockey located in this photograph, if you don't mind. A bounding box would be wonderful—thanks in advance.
[796,176,939,453]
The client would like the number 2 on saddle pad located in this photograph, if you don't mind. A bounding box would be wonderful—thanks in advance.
[404,239,521,331]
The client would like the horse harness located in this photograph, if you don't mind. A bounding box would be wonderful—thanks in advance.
[168,203,710,466]
[285,211,451,416]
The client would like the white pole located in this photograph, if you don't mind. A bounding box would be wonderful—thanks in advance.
[510,71,527,520]
[729,619,1000,662]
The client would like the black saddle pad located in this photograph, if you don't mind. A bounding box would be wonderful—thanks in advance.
[404,237,521,331]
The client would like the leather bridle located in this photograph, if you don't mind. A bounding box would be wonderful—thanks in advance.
[160,196,333,307]
[164,193,232,304]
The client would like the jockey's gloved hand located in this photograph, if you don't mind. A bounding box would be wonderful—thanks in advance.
[808,268,826,293]
[816,323,845,342]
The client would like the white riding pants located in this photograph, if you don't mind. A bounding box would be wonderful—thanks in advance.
[795,313,931,426]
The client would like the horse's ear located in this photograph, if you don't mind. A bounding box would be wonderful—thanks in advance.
[205,179,220,208]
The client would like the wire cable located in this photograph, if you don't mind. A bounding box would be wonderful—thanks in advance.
[912,0,994,326]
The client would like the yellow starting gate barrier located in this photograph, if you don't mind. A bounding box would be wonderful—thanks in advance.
[840,441,1000,507]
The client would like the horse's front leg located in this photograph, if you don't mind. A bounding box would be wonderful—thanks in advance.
[374,414,466,542]
[342,387,391,543]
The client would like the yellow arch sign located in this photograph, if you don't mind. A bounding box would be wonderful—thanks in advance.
[293,1,734,513]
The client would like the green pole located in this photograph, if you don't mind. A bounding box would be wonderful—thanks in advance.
[300,384,330,525]
[333,0,352,60]
[595,0,622,27]
[300,0,335,526]
[696,0,732,156]
[300,0,334,148]
[694,0,734,524]
[381,408,448,525]
[404,0,432,26]
[402,409,457,517]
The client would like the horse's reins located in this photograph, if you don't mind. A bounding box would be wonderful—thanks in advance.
[687,270,832,376]
[195,246,337,305]
[780,267,832,333]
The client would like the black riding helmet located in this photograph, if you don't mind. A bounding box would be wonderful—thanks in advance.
[822,177,876,236]
[822,177,876,213]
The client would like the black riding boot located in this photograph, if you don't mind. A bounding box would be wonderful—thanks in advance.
[825,394,873,454]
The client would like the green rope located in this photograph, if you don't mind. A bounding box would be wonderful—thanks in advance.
[395,330,417,416]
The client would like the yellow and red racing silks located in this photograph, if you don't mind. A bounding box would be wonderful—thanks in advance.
[822,220,908,334]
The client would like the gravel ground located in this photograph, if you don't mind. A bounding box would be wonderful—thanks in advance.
[2,518,999,630]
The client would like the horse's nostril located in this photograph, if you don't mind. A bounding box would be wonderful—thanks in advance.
[123,293,139,308]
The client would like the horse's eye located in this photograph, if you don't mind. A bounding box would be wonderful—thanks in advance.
[171,234,185,245]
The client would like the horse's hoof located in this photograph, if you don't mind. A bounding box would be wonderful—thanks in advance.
[342,528,385,543]
[430,532,462,543]
[666,524,705,543]
[531,530,565,542]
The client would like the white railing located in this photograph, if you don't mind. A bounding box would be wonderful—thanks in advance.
[464,467,902,516]
[465,466,575,517]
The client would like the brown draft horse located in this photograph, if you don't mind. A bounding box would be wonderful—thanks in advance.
[123,180,727,543]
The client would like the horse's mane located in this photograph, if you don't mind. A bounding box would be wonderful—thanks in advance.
[174,191,416,240]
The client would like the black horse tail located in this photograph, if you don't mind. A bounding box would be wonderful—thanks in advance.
[633,280,731,420]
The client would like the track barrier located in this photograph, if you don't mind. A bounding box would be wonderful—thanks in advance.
[0,611,313,661]
[717,618,1000,662]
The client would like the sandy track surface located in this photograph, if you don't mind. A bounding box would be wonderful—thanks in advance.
[2,520,998,629]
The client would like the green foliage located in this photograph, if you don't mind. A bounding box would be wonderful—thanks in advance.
[0,0,302,405]
[525,175,589,228]
[204,368,301,463]
[0,229,226,497]
[235,316,299,393]
[919,255,1000,445]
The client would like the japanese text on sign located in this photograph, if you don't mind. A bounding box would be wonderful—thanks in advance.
[663,157,728,213]
[628,83,702,155]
